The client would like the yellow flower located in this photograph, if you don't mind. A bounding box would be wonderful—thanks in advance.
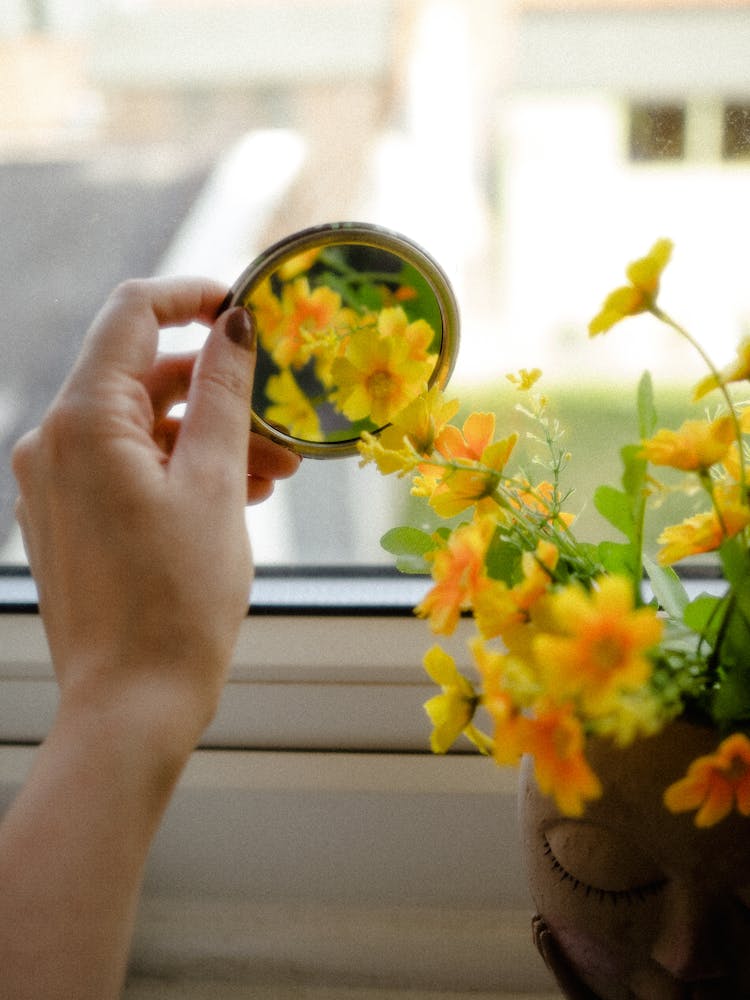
[418,413,517,518]
[591,687,668,748]
[356,387,461,475]
[330,325,433,427]
[506,367,542,391]
[422,646,492,754]
[473,540,558,640]
[416,515,497,635]
[511,480,576,530]
[269,276,343,370]
[533,576,662,716]
[248,279,283,351]
[263,369,323,442]
[664,732,750,827]
[377,306,436,363]
[470,638,529,765]
[276,247,323,281]
[589,239,673,335]
[640,415,735,472]
[525,701,602,817]
[656,483,750,565]
[694,336,750,400]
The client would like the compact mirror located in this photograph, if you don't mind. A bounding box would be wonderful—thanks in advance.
[224,222,460,457]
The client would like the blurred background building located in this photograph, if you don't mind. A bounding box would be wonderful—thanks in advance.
[3,0,750,562]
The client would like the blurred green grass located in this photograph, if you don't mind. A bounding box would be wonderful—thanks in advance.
[395,379,719,561]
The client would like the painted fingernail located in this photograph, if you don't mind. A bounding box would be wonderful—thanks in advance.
[224,307,256,351]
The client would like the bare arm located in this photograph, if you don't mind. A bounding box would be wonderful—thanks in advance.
[2,278,299,1000]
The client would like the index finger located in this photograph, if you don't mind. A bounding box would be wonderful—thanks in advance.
[73,277,229,384]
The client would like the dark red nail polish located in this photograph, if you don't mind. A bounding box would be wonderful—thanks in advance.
[224,307,256,351]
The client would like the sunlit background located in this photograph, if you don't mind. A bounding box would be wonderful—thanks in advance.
[4,0,750,565]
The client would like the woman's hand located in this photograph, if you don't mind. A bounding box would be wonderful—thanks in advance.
[12,276,300,751]
[1,277,300,1000]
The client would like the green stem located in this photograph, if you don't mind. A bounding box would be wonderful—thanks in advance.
[650,304,747,498]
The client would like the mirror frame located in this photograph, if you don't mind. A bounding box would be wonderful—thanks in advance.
[223,221,460,458]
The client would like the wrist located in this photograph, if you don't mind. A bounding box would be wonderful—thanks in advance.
[54,668,213,785]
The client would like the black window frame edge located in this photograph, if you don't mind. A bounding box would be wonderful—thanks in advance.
[0,562,726,616]
[0,564,433,617]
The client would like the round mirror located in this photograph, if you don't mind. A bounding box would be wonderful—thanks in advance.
[224,222,460,457]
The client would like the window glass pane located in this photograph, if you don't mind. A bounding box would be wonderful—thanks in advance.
[629,103,685,161]
[3,1,750,570]
[723,103,750,159]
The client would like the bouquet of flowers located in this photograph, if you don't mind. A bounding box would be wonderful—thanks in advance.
[358,240,750,828]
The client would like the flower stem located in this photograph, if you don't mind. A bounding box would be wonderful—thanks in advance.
[650,304,747,497]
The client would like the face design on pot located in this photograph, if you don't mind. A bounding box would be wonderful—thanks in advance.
[519,721,750,999]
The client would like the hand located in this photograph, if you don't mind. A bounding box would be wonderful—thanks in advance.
[12,277,300,751]
[532,914,603,1000]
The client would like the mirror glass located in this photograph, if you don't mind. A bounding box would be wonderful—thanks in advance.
[225,223,459,457]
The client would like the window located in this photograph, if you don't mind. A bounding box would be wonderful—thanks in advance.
[629,102,686,161]
[723,102,750,159]
[4,4,750,993]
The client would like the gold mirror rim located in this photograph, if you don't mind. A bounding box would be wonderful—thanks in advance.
[225,221,460,459]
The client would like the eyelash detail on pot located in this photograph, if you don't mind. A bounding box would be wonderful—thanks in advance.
[543,835,668,905]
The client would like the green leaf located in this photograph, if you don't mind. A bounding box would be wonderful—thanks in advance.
[719,536,750,588]
[643,554,689,619]
[637,370,658,439]
[683,593,725,646]
[596,540,637,578]
[620,443,647,504]
[594,485,634,541]
[485,536,522,586]
[380,526,436,574]
[711,665,750,722]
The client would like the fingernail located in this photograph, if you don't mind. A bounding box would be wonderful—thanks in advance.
[224,307,256,351]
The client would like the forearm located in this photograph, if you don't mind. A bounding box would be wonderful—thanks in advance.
[0,690,192,1000]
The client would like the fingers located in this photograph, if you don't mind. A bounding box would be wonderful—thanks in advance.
[246,433,301,504]
[532,915,602,1000]
[73,277,228,384]
[247,431,302,481]
[173,307,257,491]
[141,353,196,424]
[154,418,301,502]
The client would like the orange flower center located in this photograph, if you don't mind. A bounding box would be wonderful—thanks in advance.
[723,755,750,783]
[587,628,628,674]
[367,370,396,400]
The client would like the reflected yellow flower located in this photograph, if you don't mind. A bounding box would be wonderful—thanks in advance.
[249,279,283,353]
[589,238,673,335]
[276,248,323,281]
[377,306,436,363]
[330,326,433,426]
[269,277,342,370]
[264,369,323,442]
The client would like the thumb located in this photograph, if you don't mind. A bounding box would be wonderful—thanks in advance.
[174,306,257,484]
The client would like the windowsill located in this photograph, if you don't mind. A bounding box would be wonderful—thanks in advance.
[0,564,725,992]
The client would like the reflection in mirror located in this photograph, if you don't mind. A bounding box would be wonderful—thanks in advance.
[226,224,459,457]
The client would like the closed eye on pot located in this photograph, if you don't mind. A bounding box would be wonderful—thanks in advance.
[542,821,667,905]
